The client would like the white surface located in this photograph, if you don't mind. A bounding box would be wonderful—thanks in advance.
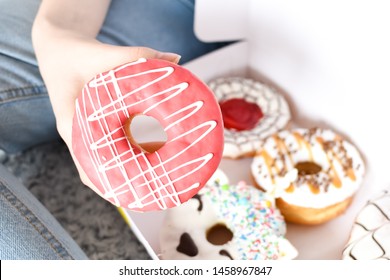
[125,0,390,260]
[245,0,390,259]
[194,0,250,42]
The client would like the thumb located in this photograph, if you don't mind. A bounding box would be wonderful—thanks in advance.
[130,46,182,64]
[77,44,182,83]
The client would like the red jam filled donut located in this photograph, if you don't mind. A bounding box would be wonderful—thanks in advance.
[251,127,365,225]
[72,58,224,212]
[208,77,291,159]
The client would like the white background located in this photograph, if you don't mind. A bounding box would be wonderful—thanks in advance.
[2,260,390,279]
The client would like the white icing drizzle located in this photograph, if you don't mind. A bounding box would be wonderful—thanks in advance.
[75,58,217,210]
[208,77,291,158]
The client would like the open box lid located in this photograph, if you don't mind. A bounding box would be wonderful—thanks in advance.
[194,0,250,42]
[196,0,390,189]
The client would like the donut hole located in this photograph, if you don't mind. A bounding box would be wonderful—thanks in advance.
[206,223,233,245]
[295,161,322,176]
[125,114,167,153]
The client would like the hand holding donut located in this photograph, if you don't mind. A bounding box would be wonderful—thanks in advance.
[36,38,180,193]
[32,1,184,205]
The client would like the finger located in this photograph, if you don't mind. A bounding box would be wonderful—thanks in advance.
[104,45,181,65]
[131,46,182,64]
[77,44,182,81]
[69,146,101,193]
[157,51,182,64]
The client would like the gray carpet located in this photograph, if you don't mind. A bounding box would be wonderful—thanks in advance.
[3,140,151,260]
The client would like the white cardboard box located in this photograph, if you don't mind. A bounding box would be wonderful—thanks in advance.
[122,0,390,260]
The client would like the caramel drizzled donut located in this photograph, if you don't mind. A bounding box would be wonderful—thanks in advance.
[251,127,365,225]
[72,58,224,212]
[208,77,291,159]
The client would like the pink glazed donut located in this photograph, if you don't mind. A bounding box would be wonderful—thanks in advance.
[72,58,224,212]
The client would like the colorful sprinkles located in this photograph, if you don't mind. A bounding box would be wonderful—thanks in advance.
[200,180,288,260]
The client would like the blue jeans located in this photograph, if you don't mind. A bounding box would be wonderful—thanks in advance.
[0,0,226,259]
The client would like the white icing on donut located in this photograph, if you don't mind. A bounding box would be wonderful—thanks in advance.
[343,188,390,260]
[160,169,298,260]
[208,77,291,158]
[72,58,223,211]
[251,128,365,208]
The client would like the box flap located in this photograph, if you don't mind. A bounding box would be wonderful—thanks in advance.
[194,0,250,42]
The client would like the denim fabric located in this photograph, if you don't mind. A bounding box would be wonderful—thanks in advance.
[0,164,88,259]
[98,0,226,62]
[0,0,57,154]
[0,0,226,259]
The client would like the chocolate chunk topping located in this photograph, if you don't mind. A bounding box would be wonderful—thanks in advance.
[176,233,198,257]
[219,249,234,260]
[192,194,203,212]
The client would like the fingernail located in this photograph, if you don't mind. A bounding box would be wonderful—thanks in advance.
[158,52,181,64]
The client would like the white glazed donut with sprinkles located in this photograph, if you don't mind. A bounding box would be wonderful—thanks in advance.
[159,169,298,260]
[72,58,224,212]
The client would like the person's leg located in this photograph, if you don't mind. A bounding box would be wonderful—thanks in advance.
[0,164,88,259]
[0,0,58,155]
[98,0,227,64]
[0,0,87,260]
